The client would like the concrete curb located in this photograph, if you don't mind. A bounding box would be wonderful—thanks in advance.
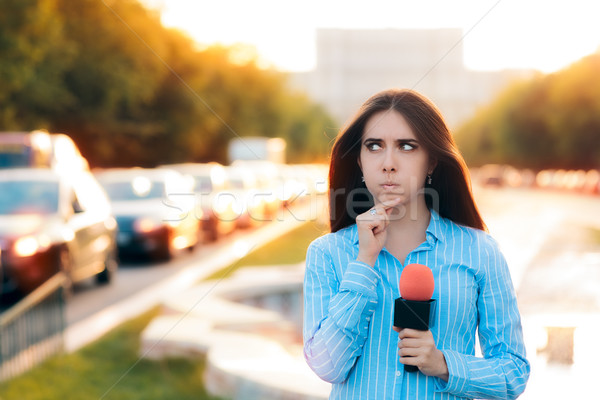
[139,263,331,400]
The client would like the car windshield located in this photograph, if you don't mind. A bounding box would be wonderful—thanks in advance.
[100,178,165,201]
[0,146,32,168]
[0,180,59,215]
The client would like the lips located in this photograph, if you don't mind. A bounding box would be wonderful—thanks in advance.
[381,183,399,190]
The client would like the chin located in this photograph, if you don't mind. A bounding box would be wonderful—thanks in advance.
[376,193,407,204]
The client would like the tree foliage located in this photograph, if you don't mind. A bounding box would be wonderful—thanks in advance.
[455,53,600,170]
[0,0,336,167]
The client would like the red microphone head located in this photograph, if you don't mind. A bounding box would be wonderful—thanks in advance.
[399,263,434,301]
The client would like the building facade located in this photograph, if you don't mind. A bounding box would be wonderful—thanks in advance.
[291,28,533,129]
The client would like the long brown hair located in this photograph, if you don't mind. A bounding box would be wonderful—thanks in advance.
[328,89,486,233]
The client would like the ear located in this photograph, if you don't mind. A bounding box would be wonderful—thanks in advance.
[357,157,362,171]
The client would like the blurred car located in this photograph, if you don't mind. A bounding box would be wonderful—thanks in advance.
[161,162,237,242]
[224,165,271,228]
[0,130,53,169]
[95,168,199,261]
[477,164,506,187]
[0,168,118,296]
[230,160,283,219]
[0,130,89,174]
[49,133,89,173]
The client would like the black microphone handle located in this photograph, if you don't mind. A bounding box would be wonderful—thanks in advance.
[404,364,419,372]
[394,297,437,373]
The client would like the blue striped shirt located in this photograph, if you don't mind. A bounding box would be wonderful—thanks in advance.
[303,209,529,399]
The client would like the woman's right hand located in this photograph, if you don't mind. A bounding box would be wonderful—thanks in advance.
[355,198,402,266]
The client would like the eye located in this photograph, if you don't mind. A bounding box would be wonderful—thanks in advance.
[365,142,382,151]
[399,142,416,151]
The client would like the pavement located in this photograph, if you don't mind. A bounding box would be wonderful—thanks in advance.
[475,187,600,399]
[140,263,330,400]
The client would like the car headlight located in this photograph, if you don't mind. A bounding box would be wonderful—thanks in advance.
[133,217,163,233]
[13,235,51,257]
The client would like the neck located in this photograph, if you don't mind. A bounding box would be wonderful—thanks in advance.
[386,198,431,236]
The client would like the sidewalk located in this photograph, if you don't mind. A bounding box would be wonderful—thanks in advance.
[139,263,330,400]
[516,220,600,399]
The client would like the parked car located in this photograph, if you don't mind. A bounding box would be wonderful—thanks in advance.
[95,168,199,261]
[223,165,271,228]
[0,130,53,169]
[231,160,282,218]
[0,130,89,174]
[161,162,237,242]
[49,133,89,173]
[0,168,118,296]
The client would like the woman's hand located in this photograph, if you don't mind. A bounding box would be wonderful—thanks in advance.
[394,327,449,381]
[355,198,402,266]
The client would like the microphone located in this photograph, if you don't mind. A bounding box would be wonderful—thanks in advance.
[394,263,436,372]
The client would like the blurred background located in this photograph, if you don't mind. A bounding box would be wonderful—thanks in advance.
[1,0,599,399]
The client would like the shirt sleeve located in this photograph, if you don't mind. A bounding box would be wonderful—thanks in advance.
[303,238,380,384]
[435,236,530,399]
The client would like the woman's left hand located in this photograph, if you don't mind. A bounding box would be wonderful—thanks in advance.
[394,327,449,381]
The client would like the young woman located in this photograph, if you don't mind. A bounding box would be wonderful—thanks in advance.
[303,89,529,399]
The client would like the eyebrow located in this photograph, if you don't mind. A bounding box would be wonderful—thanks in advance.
[363,138,419,144]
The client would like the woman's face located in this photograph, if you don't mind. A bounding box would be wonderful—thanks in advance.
[358,110,433,208]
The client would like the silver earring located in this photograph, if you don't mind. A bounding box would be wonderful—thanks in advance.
[361,176,365,182]
[427,174,432,185]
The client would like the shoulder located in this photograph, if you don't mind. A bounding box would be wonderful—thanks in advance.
[442,215,497,247]
[440,216,506,267]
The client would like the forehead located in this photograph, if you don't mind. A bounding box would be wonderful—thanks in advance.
[362,110,416,140]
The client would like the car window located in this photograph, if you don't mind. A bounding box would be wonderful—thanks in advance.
[0,145,34,168]
[0,132,52,169]
[0,180,59,215]
[71,190,85,214]
[100,178,165,201]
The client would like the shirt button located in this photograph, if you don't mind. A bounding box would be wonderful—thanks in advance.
[396,371,401,377]
[366,317,371,321]
[370,285,375,290]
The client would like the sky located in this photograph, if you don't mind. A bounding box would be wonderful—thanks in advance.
[142,0,600,73]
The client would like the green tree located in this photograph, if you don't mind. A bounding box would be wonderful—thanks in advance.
[0,0,335,167]
[455,53,600,170]
[0,0,72,128]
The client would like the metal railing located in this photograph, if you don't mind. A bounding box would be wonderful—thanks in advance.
[0,273,67,382]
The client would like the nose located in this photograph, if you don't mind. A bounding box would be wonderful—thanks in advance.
[382,149,396,173]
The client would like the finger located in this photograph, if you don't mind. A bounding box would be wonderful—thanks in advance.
[392,326,402,332]
[398,338,421,349]
[398,347,419,358]
[380,197,402,212]
[369,198,402,216]
[381,197,402,208]
[399,354,419,366]
[397,328,424,339]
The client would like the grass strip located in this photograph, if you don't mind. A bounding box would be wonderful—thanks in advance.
[205,218,328,281]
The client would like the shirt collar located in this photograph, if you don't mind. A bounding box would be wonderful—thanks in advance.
[350,208,446,245]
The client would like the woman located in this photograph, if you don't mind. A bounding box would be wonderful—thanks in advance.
[303,89,529,399]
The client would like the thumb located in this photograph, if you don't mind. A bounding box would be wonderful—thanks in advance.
[383,197,402,215]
